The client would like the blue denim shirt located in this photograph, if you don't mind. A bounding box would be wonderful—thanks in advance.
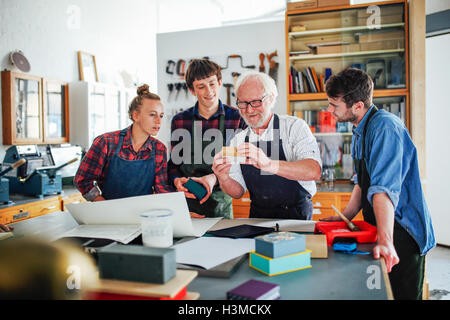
[352,105,435,255]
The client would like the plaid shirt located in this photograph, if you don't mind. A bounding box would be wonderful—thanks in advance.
[74,125,174,200]
[168,100,247,182]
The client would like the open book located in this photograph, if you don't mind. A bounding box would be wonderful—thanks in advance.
[64,192,221,243]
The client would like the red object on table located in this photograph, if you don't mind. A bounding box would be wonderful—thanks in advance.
[314,221,377,246]
[86,286,187,300]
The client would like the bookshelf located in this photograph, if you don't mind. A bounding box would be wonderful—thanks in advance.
[285,0,410,181]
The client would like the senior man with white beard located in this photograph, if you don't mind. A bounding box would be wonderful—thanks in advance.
[210,71,322,220]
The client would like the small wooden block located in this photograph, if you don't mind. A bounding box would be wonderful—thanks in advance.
[305,234,328,258]
[222,146,238,157]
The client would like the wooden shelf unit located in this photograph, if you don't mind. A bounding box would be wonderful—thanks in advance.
[285,0,410,182]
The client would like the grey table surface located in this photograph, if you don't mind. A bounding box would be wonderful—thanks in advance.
[187,242,390,300]
[8,211,391,300]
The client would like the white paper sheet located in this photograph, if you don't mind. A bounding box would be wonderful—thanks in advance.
[58,224,141,244]
[65,192,220,238]
[191,217,222,237]
[172,237,255,270]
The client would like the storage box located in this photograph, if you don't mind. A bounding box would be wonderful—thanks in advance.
[255,232,306,258]
[98,243,176,284]
[314,221,377,246]
[357,30,404,43]
[356,4,404,26]
[287,0,317,11]
[249,250,312,276]
[317,0,349,8]
[359,39,404,51]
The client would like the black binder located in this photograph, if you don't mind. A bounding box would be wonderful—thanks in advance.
[208,224,275,239]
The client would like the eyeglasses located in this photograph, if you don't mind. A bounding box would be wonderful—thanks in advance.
[236,95,267,109]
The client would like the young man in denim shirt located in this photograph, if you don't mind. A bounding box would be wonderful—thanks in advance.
[323,68,435,300]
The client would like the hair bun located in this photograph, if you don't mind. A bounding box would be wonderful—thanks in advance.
[137,84,150,96]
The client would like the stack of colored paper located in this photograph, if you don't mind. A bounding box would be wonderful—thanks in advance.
[249,232,311,276]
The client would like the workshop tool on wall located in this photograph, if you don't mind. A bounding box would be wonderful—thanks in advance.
[10,50,31,72]
[182,82,188,98]
[232,72,241,88]
[0,159,26,204]
[167,83,174,101]
[259,53,266,72]
[2,145,77,198]
[331,205,361,232]
[223,83,234,106]
[174,82,183,100]
[176,59,186,79]
[166,60,175,75]
[267,50,279,84]
[221,55,255,70]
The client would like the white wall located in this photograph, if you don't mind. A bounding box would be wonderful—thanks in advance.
[156,20,286,147]
[0,0,158,154]
[425,0,450,14]
[426,33,450,246]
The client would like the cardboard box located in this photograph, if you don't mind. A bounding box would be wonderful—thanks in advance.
[357,30,404,43]
[249,250,312,276]
[356,4,404,26]
[359,39,404,51]
[317,0,349,8]
[287,0,317,11]
[290,24,307,32]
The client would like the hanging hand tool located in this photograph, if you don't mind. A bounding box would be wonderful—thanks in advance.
[223,83,234,106]
[232,72,241,87]
[174,82,183,100]
[166,60,175,75]
[267,50,279,84]
[176,59,186,79]
[167,83,174,101]
[221,55,255,70]
[182,82,188,98]
[259,53,266,72]
[231,72,241,100]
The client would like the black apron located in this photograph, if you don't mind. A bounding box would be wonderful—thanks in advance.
[354,106,425,300]
[102,128,156,200]
[354,106,379,225]
[179,114,233,218]
[240,114,313,220]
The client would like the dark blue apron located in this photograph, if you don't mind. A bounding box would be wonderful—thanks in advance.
[240,114,313,220]
[102,128,156,200]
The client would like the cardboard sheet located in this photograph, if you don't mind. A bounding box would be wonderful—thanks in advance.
[66,192,221,238]
[173,237,255,270]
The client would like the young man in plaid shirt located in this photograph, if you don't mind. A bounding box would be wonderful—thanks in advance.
[168,59,246,219]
